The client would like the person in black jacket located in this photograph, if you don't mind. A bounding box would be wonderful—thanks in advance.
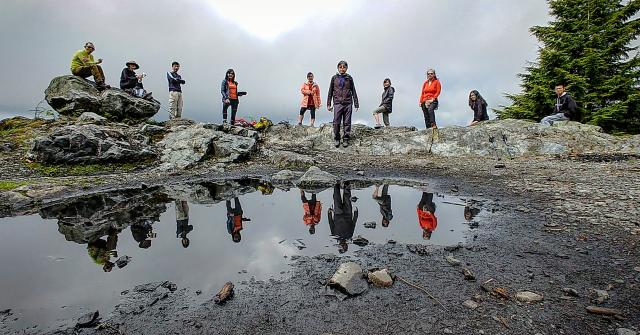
[327,61,359,148]
[468,90,488,126]
[328,182,358,253]
[167,61,186,119]
[119,61,152,100]
[372,78,394,128]
[540,84,577,125]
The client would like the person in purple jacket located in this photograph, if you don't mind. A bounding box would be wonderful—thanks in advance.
[327,61,359,148]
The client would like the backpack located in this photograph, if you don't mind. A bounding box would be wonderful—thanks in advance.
[253,117,273,130]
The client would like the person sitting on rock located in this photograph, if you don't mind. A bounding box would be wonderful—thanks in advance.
[301,190,322,235]
[328,182,358,253]
[226,197,250,243]
[120,61,153,100]
[468,90,488,126]
[372,184,393,227]
[70,42,109,90]
[372,78,394,128]
[540,83,577,126]
[417,192,438,240]
[175,200,192,248]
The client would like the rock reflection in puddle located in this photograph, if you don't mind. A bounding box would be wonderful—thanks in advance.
[0,180,482,331]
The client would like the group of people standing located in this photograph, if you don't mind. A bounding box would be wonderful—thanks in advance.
[70,42,578,142]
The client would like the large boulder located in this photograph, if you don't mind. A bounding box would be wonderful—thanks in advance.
[263,119,640,157]
[156,124,257,170]
[297,166,339,189]
[45,75,160,123]
[27,123,156,164]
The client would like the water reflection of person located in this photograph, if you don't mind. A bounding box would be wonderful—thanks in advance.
[372,184,393,227]
[87,228,120,272]
[226,197,250,243]
[301,190,322,235]
[328,182,358,253]
[131,220,155,249]
[417,192,438,240]
[175,200,192,248]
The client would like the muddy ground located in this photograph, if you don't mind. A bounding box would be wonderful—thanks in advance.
[2,152,639,335]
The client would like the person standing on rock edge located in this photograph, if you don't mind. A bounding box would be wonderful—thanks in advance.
[221,69,247,125]
[468,90,488,126]
[167,61,186,119]
[298,72,322,127]
[175,200,192,248]
[372,78,394,128]
[301,190,322,235]
[417,192,438,240]
[70,42,109,90]
[419,69,441,129]
[226,197,250,243]
[327,61,359,148]
[328,182,358,253]
[540,84,577,126]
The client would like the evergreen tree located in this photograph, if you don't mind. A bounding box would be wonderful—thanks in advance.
[498,0,640,133]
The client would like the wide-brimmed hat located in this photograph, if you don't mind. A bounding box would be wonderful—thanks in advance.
[126,61,140,70]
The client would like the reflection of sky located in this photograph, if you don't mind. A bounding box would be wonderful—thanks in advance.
[0,185,474,331]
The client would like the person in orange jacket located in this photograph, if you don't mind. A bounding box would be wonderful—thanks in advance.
[419,69,442,129]
[300,190,322,234]
[417,192,438,240]
[226,197,250,243]
[298,72,322,127]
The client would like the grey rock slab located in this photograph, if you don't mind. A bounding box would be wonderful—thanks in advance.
[617,329,637,335]
[328,262,368,296]
[297,166,339,188]
[76,310,100,328]
[271,169,303,183]
[77,112,107,125]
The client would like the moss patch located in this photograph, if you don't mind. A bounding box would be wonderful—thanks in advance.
[24,160,152,177]
[0,180,28,191]
[0,117,50,148]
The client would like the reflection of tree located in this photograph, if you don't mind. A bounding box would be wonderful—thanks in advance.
[39,188,168,244]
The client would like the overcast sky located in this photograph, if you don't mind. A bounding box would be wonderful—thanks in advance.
[0,0,550,127]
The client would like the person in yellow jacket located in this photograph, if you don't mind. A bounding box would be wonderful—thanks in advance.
[70,42,108,90]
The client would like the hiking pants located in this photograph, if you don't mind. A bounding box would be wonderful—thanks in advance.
[540,113,568,126]
[72,65,105,84]
[169,91,184,119]
[223,99,239,124]
[421,100,438,128]
[333,103,353,141]
[373,106,390,126]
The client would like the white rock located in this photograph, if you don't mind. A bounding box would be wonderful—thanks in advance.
[515,291,544,303]
[367,269,393,288]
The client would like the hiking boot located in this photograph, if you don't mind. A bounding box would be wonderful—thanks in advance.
[342,140,349,148]
[374,124,382,129]
[334,140,340,148]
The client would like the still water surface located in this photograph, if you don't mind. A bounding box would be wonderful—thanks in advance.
[0,182,480,331]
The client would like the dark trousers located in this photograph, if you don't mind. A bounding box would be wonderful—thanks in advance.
[418,192,436,213]
[301,193,317,212]
[223,99,239,123]
[421,99,438,128]
[299,106,316,119]
[226,197,242,215]
[333,104,353,141]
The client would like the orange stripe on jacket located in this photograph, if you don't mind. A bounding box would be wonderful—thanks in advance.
[419,79,441,104]
[300,82,322,108]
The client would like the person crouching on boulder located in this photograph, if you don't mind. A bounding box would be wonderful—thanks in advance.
[221,69,247,125]
[468,90,488,126]
[298,72,322,127]
[120,61,153,100]
[70,42,109,90]
[327,61,359,148]
[419,69,441,129]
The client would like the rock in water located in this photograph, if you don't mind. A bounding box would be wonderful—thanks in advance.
[328,262,368,296]
[45,75,160,123]
[515,291,544,303]
[115,255,131,268]
[76,310,100,328]
[363,221,376,229]
[214,282,234,304]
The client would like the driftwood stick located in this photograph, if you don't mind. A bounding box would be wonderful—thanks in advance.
[396,275,448,311]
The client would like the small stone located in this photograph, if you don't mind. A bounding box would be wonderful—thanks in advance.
[561,287,579,297]
[494,163,506,168]
[463,299,479,309]
[462,268,476,281]
[617,328,637,335]
[161,281,178,292]
[115,255,131,268]
[443,328,453,334]
[352,236,369,247]
[364,221,376,229]
[356,171,364,176]
[515,291,543,303]
[196,290,202,295]
[445,255,461,266]
[590,289,609,304]
[634,266,640,272]
[367,269,394,288]
[76,310,100,328]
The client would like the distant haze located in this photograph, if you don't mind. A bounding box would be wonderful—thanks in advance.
[0,0,549,127]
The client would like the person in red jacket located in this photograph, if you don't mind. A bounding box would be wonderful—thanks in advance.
[301,190,322,234]
[419,69,442,129]
[298,72,322,127]
[417,192,438,240]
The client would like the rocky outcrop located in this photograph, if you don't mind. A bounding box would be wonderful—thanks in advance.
[156,124,258,170]
[27,123,156,164]
[263,119,640,157]
[297,166,339,189]
[39,188,168,244]
[45,75,160,123]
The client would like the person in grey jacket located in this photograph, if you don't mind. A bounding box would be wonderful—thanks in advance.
[373,78,394,128]
[327,61,359,148]
[220,69,247,125]
[540,84,577,125]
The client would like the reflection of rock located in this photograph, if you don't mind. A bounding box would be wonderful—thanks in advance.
[163,180,257,204]
[271,169,304,184]
[264,119,640,157]
[39,188,168,244]
[45,75,160,122]
[157,124,257,170]
[27,124,156,164]
[297,166,339,189]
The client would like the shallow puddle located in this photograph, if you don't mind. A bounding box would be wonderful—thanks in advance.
[0,181,482,331]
